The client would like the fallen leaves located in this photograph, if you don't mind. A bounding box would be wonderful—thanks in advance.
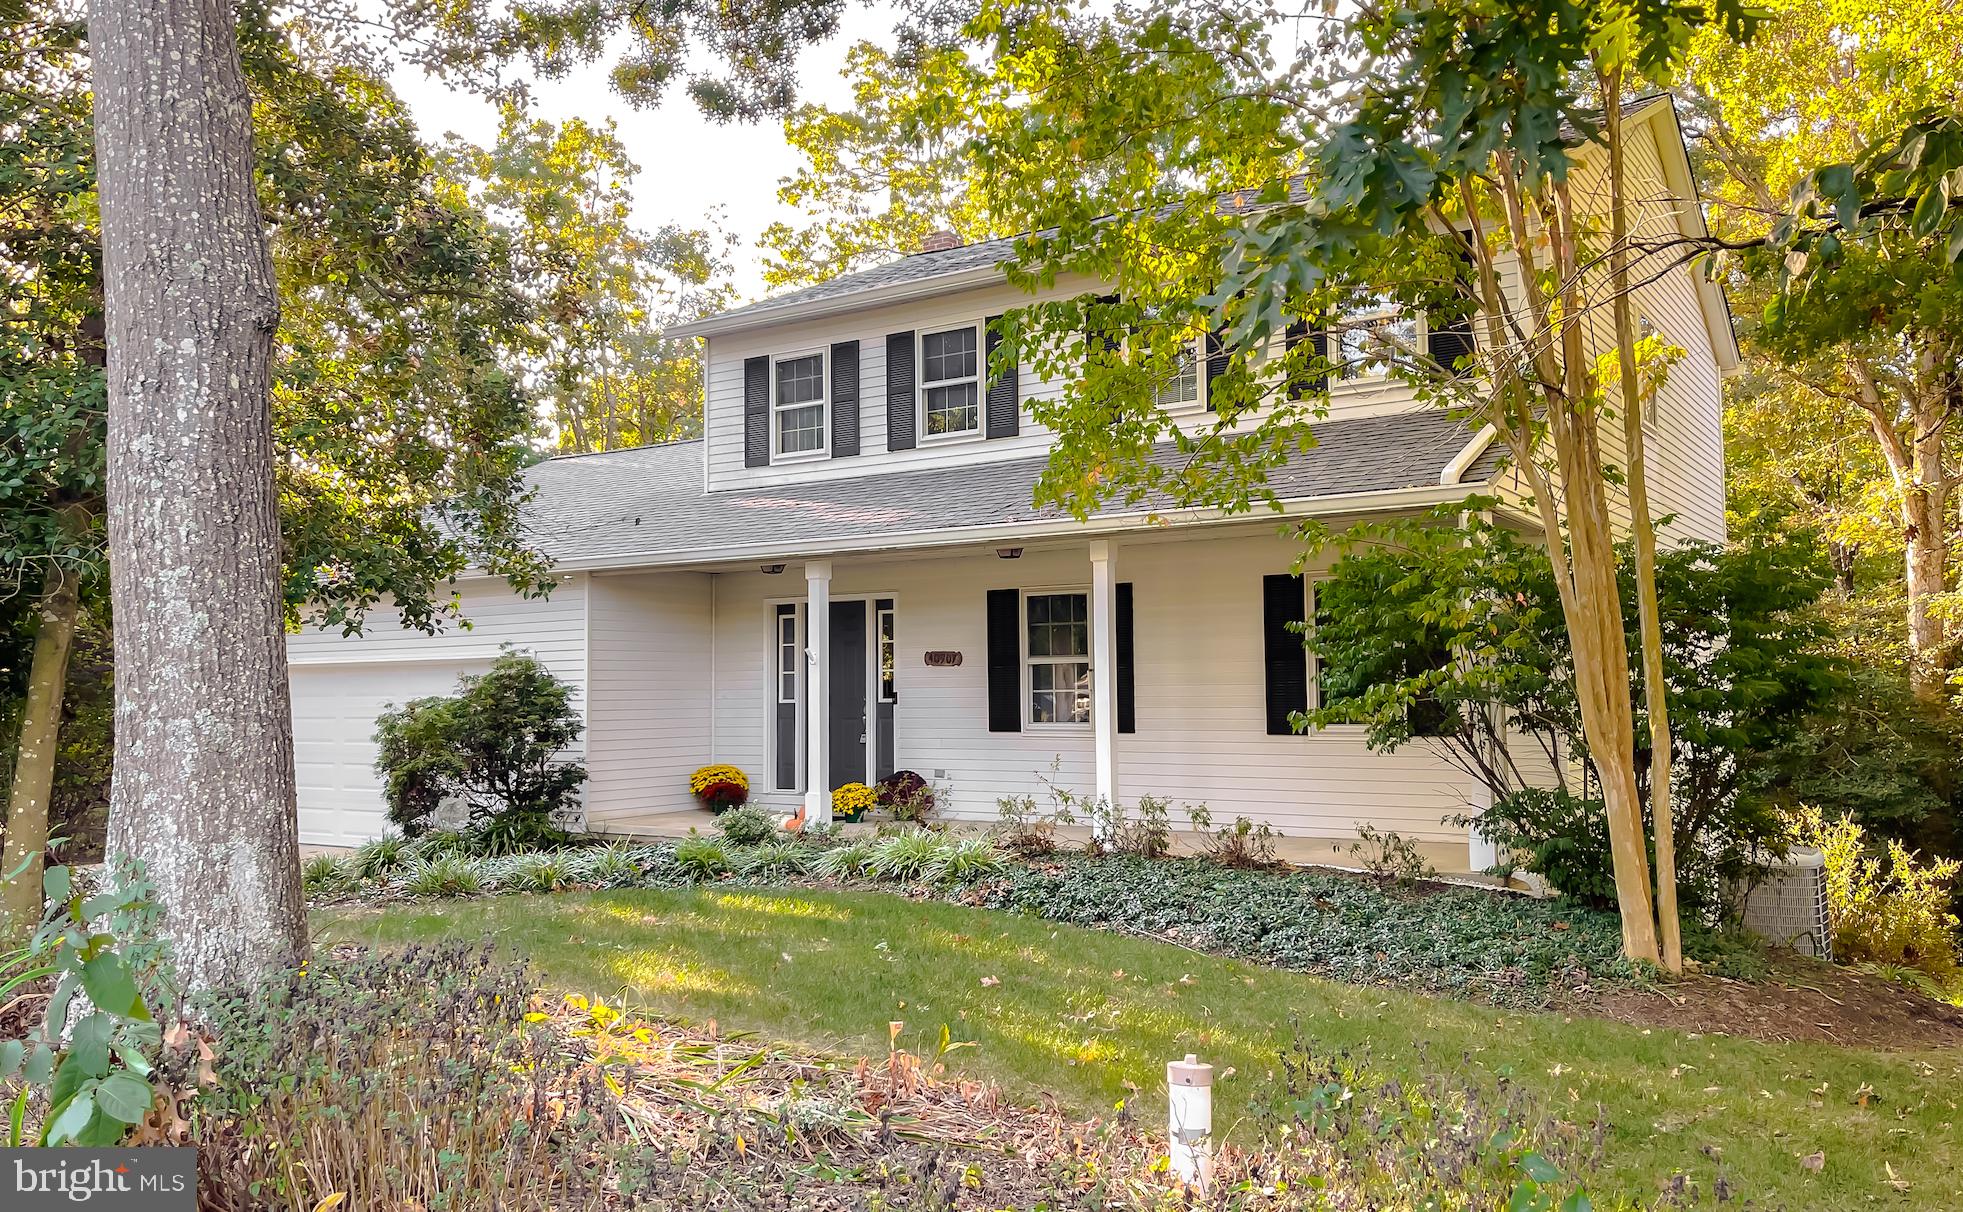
[1800,1150,1825,1172]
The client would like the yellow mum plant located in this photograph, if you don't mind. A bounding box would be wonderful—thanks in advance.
[832,781,877,821]
[689,764,750,811]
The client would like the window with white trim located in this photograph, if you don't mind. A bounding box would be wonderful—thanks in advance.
[1025,591,1091,725]
[877,606,896,703]
[1332,297,1422,383]
[777,610,800,703]
[920,324,981,437]
[773,351,827,455]
[1155,340,1202,407]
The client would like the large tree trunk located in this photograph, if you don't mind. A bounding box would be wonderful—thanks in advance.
[1855,359,1953,700]
[0,557,83,943]
[89,0,306,992]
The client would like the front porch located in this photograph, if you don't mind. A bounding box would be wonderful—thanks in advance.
[579,520,1492,872]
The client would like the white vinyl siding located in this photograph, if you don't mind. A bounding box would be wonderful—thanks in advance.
[582,572,715,826]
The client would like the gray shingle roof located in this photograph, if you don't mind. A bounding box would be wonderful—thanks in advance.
[681,236,1022,331]
[520,409,1496,569]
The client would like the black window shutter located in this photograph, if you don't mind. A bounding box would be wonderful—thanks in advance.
[1203,330,1228,412]
[830,340,860,457]
[1427,248,1478,374]
[984,314,1019,439]
[1116,582,1135,734]
[743,356,770,467]
[1262,573,1309,736]
[1285,320,1328,397]
[986,588,1021,733]
[886,331,915,451]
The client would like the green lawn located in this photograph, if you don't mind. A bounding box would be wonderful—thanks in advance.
[318,887,1962,1207]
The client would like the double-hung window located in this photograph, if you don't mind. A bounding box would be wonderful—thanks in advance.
[1025,591,1091,725]
[1155,340,1202,408]
[1331,296,1421,383]
[920,324,981,438]
[774,351,827,456]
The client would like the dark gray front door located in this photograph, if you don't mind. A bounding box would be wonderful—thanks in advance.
[829,600,868,786]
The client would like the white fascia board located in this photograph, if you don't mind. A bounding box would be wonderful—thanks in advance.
[667,265,1007,339]
[546,481,1491,575]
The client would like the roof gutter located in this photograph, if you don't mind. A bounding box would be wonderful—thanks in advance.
[668,263,1009,339]
[545,480,1488,576]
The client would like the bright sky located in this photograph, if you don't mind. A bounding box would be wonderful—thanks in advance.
[382,3,905,301]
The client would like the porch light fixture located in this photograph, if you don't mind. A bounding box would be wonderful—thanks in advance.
[760,563,786,574]
[996,547,1023,559]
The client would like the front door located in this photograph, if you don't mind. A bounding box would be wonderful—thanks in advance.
[829,600,869,786]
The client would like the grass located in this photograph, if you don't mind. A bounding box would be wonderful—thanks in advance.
[318,886,1963,1208]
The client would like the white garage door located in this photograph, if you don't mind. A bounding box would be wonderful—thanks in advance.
[290,659,492,847]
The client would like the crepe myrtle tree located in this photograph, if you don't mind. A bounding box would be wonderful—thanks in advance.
[927,0,1761,966]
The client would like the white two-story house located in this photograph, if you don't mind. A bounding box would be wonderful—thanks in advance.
[286,97,1736,870]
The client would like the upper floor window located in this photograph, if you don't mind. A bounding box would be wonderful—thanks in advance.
[1155,341,1202,407]
[1332,298,1422,383]
[774,351,827,456]
[920,324,980,438]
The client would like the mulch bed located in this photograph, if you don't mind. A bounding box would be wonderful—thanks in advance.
[1578,957,1963,1049]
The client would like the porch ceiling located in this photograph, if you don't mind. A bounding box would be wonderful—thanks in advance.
[523,409,1501,572]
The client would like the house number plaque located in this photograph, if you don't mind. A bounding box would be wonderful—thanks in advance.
[923,650,963,667]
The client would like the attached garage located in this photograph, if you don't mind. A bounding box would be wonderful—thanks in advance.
[289,656,494,847]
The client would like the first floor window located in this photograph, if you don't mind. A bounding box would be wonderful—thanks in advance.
[878,606,896,702]
[921,324,980,436]
[776,609,799,703]
[774,352,827,454]
[1332,297,1420,382]
[1026,591,1090,724]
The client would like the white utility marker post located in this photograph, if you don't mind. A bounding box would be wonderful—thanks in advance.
[805,559,833,826]
[1089,538,1119,836]
[1167,1053,1213,1193]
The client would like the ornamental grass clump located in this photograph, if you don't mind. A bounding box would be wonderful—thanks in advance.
[502,850,578,893]
[301,853,355,898]
[186,944,625,1211]
[737,839,812,878]
[928,836,1006,883]
[350,833,413,880]
[578,841,651,888]
[397,853,486,899]
[810,839,877,880]
[673,833,732,880]
[866,829,944,882]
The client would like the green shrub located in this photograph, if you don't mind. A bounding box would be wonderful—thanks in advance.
[1342,823,1438,885]
[737,839,811,878]
[866,829,944,882]
[1186,805,1281,868]
[673,834,731,880]
[1084,794,1174,859]
[408,829,471,859]
[0,859,172,1146]
[875,769,937,823]
[715,804,779,847]
[1800,807,1961,985]
[1472,787,1620,907]
[372,651,585,845]
[398,854,486,898]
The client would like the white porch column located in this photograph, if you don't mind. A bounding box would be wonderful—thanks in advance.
[804,559,833,826]
[1089,539,1119,825]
